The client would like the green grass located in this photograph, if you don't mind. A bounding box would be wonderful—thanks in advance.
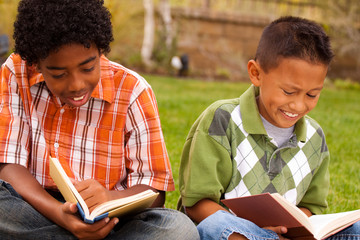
[145,74,360,213]
[147,75,249,210]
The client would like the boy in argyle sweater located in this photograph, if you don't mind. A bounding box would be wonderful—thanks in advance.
[178,16,360,240]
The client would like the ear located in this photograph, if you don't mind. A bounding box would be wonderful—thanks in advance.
[247,60,261,86]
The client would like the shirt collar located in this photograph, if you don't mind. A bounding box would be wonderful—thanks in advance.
[28,55,114,104]
[239,85,306,142]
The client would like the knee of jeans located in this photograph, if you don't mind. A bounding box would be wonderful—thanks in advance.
[345,220,360,234]
[353,221,360,229]
[197,211,235,239]
[197,210,232,228]
[148,208,200,240]
[197,210,279,240]
[173,210,198,230]
[0,180,22,199]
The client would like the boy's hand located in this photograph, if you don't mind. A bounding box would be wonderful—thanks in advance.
[74,179,112,212]
[74,180,164,211]
[57,201,118,240]
[264,226,289,240]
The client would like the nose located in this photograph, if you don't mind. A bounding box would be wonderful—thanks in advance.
[288,97,307,113]
[67,73,86,92]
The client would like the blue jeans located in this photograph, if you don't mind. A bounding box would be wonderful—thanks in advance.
[0,180,199,240]
[197,210,360,240]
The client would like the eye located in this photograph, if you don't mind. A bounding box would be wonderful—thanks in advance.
[52,73,65,79]
[307,93,317,98]
[83,66,95,73]
[283,89,294,95]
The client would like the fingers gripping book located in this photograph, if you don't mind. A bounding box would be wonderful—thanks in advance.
[49,157,158,224]
[221,193,360,240]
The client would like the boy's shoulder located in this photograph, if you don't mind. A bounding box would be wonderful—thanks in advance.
[189,97,241,135]
[199,98,240,123]
[205,98,240,116]
[196,86,260,134]
[303,115,325,133]
[3,53,27,73]
[98,56,152,104]
[2,53,39,85]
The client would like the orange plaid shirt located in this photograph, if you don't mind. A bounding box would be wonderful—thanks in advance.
[0,53,174,192]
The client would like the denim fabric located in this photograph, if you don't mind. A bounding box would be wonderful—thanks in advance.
[327,221,360,240]
[197,210,360,240]
[197,210,280,240]
[0,180,199,240]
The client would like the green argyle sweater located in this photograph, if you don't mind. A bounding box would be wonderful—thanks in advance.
[179,85,330,215]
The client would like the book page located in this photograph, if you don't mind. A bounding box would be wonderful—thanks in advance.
[50,157,159,223]
[271,193,314,233]
[90,190,158,218]
[309,210,360,239]
[49,157,90,219]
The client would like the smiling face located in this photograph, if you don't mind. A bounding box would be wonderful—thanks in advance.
[36,43,101,108]
[248,58,328,128]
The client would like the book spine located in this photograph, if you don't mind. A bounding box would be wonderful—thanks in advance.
[76,202,109,224]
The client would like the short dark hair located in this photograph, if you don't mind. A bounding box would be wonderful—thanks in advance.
[255,16,334,72]
[13,0,113,65]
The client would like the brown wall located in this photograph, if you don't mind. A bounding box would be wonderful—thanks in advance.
[172,8,269,81]
[172,8,359,82]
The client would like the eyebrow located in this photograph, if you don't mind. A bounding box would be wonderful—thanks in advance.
[46,56,97,70]
[284,83,323,91]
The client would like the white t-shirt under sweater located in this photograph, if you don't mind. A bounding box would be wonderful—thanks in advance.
[260,115,294,147]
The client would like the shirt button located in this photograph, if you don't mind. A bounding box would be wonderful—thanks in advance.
[54,143,59,148]
[60,109,65,114]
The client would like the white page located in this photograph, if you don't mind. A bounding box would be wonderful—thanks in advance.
[309,210,360,238]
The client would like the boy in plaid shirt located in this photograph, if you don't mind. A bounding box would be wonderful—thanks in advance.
[0,0,198,239]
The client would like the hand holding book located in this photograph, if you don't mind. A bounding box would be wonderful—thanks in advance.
[221,193,360,240]
[74,179,116,213]
[49,157,159,224]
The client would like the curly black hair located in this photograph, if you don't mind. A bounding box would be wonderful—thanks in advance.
[13,0,113,65]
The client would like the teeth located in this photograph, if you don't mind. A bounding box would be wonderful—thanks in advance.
[73,95,85,101]
[283,111,298,118]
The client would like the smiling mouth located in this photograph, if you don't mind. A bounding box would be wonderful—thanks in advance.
[282,110,299,118]
[73,95,85,101]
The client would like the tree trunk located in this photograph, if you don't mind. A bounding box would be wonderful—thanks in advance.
[141,0,155,68]
[159,0,172,50]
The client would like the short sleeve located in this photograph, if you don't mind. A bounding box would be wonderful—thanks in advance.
[124,86,174,191]
[179,110,233,207]
[0,57,30,167]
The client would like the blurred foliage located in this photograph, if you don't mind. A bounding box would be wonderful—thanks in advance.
[1,0,359,80]
[0,0,20,55]
[324,1,360,77]
[103,0,145,68]
[333,79,360,91]
[0,0,175,71]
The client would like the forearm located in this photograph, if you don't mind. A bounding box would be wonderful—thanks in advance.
[299,207,313,217]
[185,198,228,224]
[0,163,63,224]
[0,163,120,238]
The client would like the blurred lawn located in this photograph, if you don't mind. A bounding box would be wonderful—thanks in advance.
[145,74,360,213]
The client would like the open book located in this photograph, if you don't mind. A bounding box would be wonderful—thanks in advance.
[221,193,360,240]
[49,157,159,224]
